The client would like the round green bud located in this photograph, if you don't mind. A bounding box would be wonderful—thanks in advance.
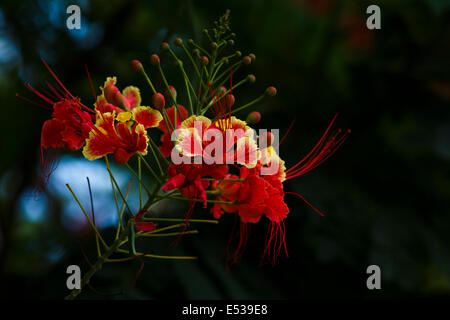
[174,37,183,46]
[260,131,274,146]
[228,39,235,46]
[265,86,277,97]
[150,54,160,66]
[217,86,227,94]
[152,93,165,110]
[130,60,143,72]
[160,42,169,51]
[200,56,209,66]
[164,85,177,100]
[225,94,235,107]
[235,51,242,57]
[242,56,252,65]
[246,111,261,125]
[175,59,183,68]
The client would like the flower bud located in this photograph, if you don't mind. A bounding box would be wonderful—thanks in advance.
[217,86,227,94]
[260,131,274,147]
[225,94,235,107]
[242,56,252,65]
[192,48,200,57]
[247,74,256,84]
[130,59,143,72]
[174,37,183,46]
[235,51,242,57]
[150,54,160,66]
[228,39,235,46]
[211,42,218,49]
[164,85,177,100]
[246,111,261,124]
[188,39,194,45]
[249,53,256,62]
[175,59,183,68]
[160,42,169,51]
[231,33,236,37]
[265,86,277,97]
[200,56,209,66]
[152,93,165,110]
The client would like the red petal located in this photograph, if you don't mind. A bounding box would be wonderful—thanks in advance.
[41,119,64,149]
[135,222,156,232]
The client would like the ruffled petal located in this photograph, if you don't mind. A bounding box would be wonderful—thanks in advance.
[181,115,211,132]
[162,173,186,192]
[82,129,116,161]
[94,95,123,114]
[175,127,203,157]
[122,86,141,110]
[235,136,260,168]
[132,106,163,129]
[41,119,64,149]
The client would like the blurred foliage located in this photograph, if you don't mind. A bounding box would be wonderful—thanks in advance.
[1,0,450,299]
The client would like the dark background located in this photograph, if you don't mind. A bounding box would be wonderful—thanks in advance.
[1,0,450,299]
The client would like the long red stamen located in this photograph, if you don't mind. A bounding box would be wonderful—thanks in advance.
[15,93,51,110]
[41,57,75,100]
[226,221,250,270]
[24,83,55,105]
[261,220,288,266]
[45,81,65,100]
[285,191,325,216]
[278,117,296,147]
[85,64,97,102]
[286,114,349,179]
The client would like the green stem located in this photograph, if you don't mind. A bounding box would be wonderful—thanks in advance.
[64,232,126,300]
[230,93,265,115]
[141,217,218,224]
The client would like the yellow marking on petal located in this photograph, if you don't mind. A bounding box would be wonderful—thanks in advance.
[123,86,142,109]
[117,111,132,123]
[135,124,149,156]
[132,106,163,128]
[82,131,103,161]
[103,76,117,88]
[98,127,108,135]
[181,115,211,130]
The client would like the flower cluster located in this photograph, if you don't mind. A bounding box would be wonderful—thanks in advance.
[20,10,349,298]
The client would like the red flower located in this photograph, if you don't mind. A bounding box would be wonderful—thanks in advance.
[157,105,188,157]
[96,77,163,129]
[175,115,259,168]
[210,162,289,265]
[162,163,228,208]
[18,59,97,194]
[82,112,149,164]
[41,99,94,151]
[210,174,240,219]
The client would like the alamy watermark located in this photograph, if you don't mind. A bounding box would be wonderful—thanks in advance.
[66,5,81,30]
[366,5,381,30]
